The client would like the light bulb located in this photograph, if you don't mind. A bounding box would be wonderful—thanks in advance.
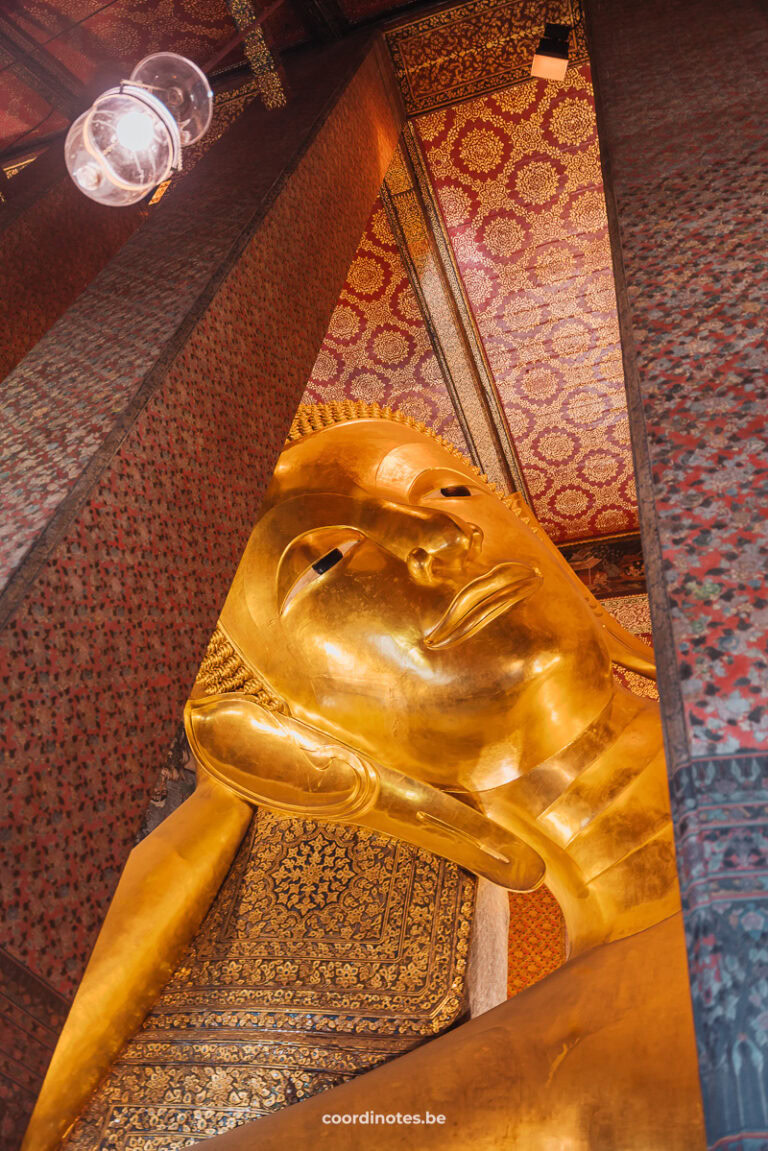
[115,108,156,152]
[66,53,213,206]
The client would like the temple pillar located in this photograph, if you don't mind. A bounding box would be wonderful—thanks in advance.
[0,147,145,382]
[0,33,402,1148]
[586,1,768,1146]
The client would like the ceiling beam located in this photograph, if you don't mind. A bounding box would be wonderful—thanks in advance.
[0,16,84,121]
[292,0,350,41]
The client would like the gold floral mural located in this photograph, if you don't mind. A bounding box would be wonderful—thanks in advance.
[302,195,468,450]
[416,65,639,544]
[63,813,474,1150]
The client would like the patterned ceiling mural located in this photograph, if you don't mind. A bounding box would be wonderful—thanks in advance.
[415,64,638,545]
[303,193,468,449]
[6,0,233,81]
[386,0,585,116]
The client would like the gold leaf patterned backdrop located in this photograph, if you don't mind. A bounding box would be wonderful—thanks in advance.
[63,813,474,1150]
[416,65,639,544]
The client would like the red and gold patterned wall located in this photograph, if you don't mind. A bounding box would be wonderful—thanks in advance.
[415,64,637,544]
[303,194,467,449]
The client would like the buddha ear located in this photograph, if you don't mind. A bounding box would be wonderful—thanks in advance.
[506,494,657,682]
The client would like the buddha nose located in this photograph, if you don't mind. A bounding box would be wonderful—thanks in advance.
[406,513,483,585]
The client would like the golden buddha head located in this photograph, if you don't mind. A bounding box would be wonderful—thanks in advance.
[217,404,618,793]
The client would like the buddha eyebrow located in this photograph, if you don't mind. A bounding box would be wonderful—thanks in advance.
[440,485,472,497]
[312,548,343,575]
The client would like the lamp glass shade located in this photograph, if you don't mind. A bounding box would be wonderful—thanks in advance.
[530,51,569,80]
[65,86,179,206]
[130,52,213,146]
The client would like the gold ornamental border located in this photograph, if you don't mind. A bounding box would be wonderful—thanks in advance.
[385,0,588,116]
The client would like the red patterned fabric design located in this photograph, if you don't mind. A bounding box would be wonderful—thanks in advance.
[303,195,468,450]
[416,65,639,543]
[507,885,566,997]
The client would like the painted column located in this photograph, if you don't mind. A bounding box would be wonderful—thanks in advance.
[0,147,145,382]
[586,1,768,1146]
[0,33,402,1147]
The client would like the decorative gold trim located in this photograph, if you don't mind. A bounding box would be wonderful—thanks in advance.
[227,0,286,110]
[401,125,530,498]
[380,178,487,476]
[385,0,589,116]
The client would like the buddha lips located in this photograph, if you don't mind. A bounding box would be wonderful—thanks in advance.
[424,562,543,649]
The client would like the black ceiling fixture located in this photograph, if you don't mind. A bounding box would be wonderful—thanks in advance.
[531,22,571,81]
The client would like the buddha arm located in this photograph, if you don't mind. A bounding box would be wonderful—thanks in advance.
[185,693,545,893]
[22,775,251,1151]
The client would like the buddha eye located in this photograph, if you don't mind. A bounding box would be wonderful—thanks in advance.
[280,535,360,614]
[312,548,343,575]
[409,470,479,505]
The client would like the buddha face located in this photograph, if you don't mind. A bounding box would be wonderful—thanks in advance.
[220,420,613,791]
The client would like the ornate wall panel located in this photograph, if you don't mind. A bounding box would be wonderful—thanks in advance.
[601,592,652,640]
[386,0,585,116]
[416,64,638,544]
[62,812,474,1150]
[302,192,468,451]
[560,531,646,599]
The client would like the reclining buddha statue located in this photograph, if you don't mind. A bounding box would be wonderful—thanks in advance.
[24,403,705,1151]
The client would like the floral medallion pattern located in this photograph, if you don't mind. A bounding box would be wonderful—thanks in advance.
[303,195,467,450]
[416,65,639,544]
[63,813,474,1150]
